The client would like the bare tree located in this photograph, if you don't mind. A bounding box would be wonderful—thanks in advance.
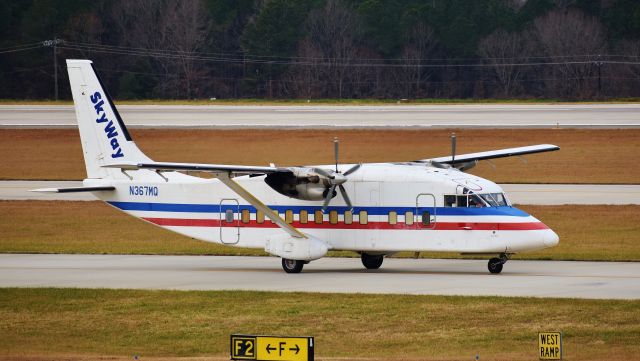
[478,29,533,97]
[396,23,437,98]
[534,9,607,98]
[612,40,640,97]
[292,0,361,98]
[163,1,208,98]
[110,0,209,98]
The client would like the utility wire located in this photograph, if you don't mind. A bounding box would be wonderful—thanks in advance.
[58,43,640,68]
[4,40,640,67]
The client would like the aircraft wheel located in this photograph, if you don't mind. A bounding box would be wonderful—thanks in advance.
[361,253,384,270]
[488,257,504,274]
[282,258,304,273]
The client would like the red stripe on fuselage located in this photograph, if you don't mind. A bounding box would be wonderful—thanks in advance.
[142,217,549,231]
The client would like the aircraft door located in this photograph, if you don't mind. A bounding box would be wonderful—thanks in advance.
[354,182,380,248]
[416,193,436,229]
[219,198,240,244]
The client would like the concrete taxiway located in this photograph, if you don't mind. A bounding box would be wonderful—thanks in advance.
[4,180,639,205]
[1,103,639,128]
[0,254,637,299]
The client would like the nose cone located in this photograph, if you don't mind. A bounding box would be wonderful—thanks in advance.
[543,229,560,248]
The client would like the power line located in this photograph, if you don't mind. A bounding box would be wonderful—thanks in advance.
[56,42,640,68]
[3,40,639,68]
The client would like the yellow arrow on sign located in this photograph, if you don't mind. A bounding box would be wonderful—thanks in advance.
[256,337,310,361]
[231,335,314,361]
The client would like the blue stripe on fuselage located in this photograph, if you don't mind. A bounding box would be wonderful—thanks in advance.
[107,201,530,217]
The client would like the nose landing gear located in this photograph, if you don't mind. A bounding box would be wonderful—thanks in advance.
[488,253,510,274]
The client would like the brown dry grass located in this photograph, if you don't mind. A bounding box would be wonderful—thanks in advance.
[1,201,639,261]
[1,289,639,360]
[1,128,639,183]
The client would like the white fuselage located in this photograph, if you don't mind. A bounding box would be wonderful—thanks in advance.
[88,163,559,255]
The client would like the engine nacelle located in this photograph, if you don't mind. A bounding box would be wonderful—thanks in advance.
[265,233,329,261]
[265,168,332,200]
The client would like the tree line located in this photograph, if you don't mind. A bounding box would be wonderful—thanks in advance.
[1,0,639,100]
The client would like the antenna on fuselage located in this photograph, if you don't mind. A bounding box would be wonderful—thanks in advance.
[334,136,339,173]
[451,132,457,166]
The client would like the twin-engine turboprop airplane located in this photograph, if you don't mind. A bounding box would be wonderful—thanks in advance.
[36,59,560,274]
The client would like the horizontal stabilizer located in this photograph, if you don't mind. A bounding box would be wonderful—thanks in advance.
[103,161,283,175]
[31,186,115,193]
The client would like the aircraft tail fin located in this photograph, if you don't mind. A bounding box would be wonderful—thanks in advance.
[66,59,152,179]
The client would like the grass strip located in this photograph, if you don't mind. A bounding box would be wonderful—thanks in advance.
[1,201,639,261]
[0,288,638,360]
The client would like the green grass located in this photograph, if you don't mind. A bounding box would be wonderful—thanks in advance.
[1,97,640,106]
[1,201,640,262]
[0,288,638,360]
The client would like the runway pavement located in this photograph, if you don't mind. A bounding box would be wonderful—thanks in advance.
[0,254,637,299]
[1,103,639,128]
[4,180,639,204]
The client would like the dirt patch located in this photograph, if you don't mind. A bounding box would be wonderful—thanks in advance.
[1,128,639,183]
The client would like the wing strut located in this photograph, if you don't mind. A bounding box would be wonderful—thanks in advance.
[216,173,307,239]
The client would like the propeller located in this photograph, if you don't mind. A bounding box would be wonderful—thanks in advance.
[314,137,361,212]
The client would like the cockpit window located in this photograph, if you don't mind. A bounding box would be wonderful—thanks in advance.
[468,194,486,208]
[444,195,468,207]
[445,192,510,207]
[478,193,509,207]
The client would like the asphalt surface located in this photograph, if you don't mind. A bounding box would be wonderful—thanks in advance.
[5,180,639,205]
[1,254,637,299]
[1,104,639,128]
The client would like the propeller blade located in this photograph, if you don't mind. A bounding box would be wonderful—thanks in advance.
[338,184,353,210]
[343,163,361,176]
[313,167,335,179]
[451,133,457,164]
[334,137,339,173]
[322,184,336,212]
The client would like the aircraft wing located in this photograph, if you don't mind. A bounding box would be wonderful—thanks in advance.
[422,144,560,165]
[103,161,306,239]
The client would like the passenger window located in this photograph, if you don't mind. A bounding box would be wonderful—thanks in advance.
[315,210,323,224]
[329,210,338,224]
[359,210,368,225]
[344,210,353,225]
[388,211,397,225]
[421,211,430,226]
[299,210,308,224]
[256,210,264,224]
[285,210,293,224]
[405,211,414,225]
[272,210,279,223]
[241,209,250,224]
[225,209,234,223]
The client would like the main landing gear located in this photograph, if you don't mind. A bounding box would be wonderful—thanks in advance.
[488,253,510,274]
[281,258,306,273]
[361,253,384,270]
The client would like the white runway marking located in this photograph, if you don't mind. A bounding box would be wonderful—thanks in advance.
[1,254,638,299]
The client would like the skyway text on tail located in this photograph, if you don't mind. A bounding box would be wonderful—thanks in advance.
[90,91,124,159]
